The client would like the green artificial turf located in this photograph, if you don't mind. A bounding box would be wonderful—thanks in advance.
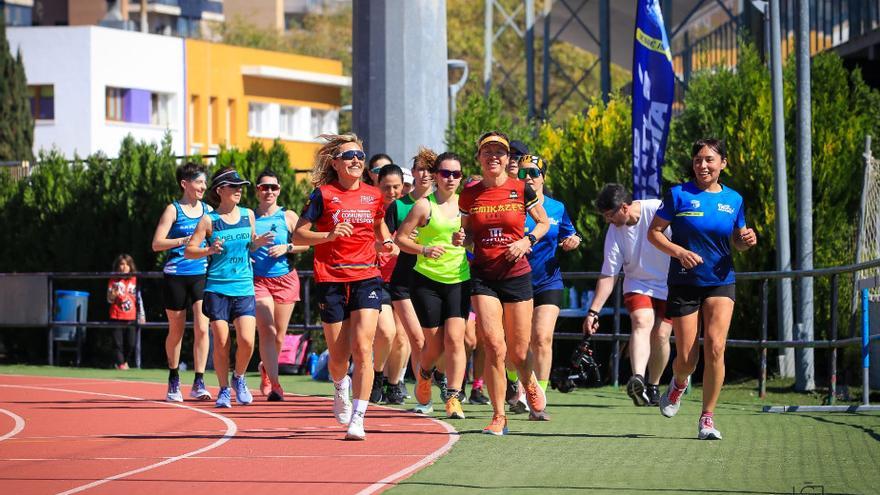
[2,365,877,494]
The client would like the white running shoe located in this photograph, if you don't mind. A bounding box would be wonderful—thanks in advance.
[333,376,352,425]
[345,412,366,441]
[659,376,689,418]
[698,415,722,440]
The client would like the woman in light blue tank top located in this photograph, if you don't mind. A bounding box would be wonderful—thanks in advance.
[150,162,213,403]
[250,169,308,401]
[185,167,274,408]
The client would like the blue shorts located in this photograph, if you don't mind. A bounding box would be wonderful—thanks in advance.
[202,292,256,322]
[316,277,383,324]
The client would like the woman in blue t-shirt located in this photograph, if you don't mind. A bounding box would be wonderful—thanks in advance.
[520,154,580,421]
[647,139,757,440]
[186,167,274,409]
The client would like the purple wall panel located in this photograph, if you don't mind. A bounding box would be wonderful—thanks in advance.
[123,89,152,124]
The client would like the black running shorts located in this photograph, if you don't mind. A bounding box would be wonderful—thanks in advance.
[665,284,736,318]
[411,271,470,328]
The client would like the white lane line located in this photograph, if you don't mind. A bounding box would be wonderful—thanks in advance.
[0,409,25,442]
[0,383,237,495]
[3,453,426,461]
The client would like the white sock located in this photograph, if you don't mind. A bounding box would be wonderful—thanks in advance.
[398,366,407,383]
[334,375,350,394]
[351,398,368,418]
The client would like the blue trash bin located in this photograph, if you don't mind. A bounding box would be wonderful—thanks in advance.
[53,290,89,341]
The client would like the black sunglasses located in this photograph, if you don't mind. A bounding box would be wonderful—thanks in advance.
[257,183,280,192]
[335,149,366,161]
[437,169,462,179]
[517,168,542,179]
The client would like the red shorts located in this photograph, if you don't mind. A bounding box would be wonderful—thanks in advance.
[254,270,301,304]
[623,292,672,324]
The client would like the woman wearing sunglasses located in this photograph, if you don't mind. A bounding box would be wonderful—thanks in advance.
[384,149,442,410]
[294,134,396,441]
[151,162,213,402]
[518,155,581,421]
[457,131,551,435]
[250,169,310,401]
[185,167,275,408]
[364,153,392,185]
[395,152,470,419]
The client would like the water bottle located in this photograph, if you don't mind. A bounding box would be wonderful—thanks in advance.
[179,362,188,372]
[307,352,318,376]
[568,287,579,309]
[580,291,590,312]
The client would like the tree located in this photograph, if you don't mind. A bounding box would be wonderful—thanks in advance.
[0,11,34,162]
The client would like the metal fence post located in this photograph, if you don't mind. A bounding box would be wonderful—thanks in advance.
[829,274,839,404]
[47,275,54,366]
[863,288,871,406]
[760,279,768,398]
[612,277,622,388]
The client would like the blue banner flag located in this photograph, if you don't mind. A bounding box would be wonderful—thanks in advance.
[632,0,674,199]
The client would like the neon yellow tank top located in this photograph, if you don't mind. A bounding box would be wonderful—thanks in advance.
[414,193,470,284]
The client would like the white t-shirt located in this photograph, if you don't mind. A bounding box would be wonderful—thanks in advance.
[600,199,670,299]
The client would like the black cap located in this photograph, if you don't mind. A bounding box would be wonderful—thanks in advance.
[509,140,529,158]
[211,169,251,189]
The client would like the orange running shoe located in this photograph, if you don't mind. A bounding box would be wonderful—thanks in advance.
[258,362,271,396]
[445,396,465,419]
[415,368,433,406]
[525,378,547,412]
[482,414,508,436]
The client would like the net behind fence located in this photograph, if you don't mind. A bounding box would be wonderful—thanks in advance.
[856,143,880,302]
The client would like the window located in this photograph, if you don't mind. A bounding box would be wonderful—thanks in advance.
[280,105,310,140]
[190,95,201,143]
[248,102,270,136]
[151,93,171,127]
[226,99,235,145]
[106,87,125,121]
[209,97,219,145]
[28,85,54,120]
[311,108,339,137]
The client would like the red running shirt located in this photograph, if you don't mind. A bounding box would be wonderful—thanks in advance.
[301,181,385,283]
[459,179,538,280]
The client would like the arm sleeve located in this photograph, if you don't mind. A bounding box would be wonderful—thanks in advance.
[600,228,623,276]
[559,206,577,239]
[524,184,539,210]
[300,188,324,222]
[656,188,675,221]
[384,201,398,231]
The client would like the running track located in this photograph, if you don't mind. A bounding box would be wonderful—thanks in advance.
[0,374,457,495]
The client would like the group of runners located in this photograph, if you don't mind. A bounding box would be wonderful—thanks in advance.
[149,131,756,441]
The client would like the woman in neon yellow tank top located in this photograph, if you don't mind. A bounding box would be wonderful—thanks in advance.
[395,152,470,420]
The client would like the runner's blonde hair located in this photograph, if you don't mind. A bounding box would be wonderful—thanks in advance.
[311,133,364,187]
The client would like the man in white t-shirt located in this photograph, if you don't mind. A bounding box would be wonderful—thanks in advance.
[583,183,672,407]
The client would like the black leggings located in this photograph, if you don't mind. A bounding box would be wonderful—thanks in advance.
[112,320,135,366]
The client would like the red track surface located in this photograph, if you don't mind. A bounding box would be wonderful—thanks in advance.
[0,374,457,495]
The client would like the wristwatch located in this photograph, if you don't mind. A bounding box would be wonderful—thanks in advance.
[526,233,538,246]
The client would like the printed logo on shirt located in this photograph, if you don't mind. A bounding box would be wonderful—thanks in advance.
[690,200,701,209]
[676,212,704,217]
[549,218,559,226]
[360,195,377,204]
[331,196,341,204]
[717,203,735,214]
[509,190,519,200]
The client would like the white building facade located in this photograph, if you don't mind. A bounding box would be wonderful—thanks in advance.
[7,26,186,158]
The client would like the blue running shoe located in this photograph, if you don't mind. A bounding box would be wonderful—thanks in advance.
[232,374,253,405]
[189,377,212,401]
[215,387,232,408]
[166,377,183,402]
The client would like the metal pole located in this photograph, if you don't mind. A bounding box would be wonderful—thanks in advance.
[863,288,871,406]
[541,0,552,117]
[795,0,815,391]
[599,0,611,103]
[525,0,536,119]
[853,136,873,315]
[612,278,621,388]
[47,276,54,366]
[760,279,768,399]
[770,0,795,378]
[829,273,839,405]
[484,0,493,96]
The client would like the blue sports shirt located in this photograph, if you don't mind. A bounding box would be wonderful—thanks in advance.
[205,207,255,297]
[251,208,290,278]
[525,195,577,294]
[163,201,208,276]
[656,182,746,286]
